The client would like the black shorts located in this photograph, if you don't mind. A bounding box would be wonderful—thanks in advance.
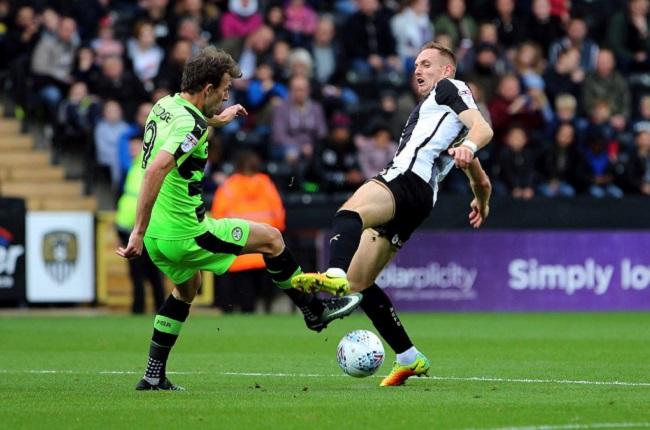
[372,169,433,248]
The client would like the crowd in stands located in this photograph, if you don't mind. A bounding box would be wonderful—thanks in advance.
[1,0,649,205]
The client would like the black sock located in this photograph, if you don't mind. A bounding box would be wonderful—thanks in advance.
[264,247,324,318]
[328,210,363,272]
[144,294,191,383]
[360,284,413,354]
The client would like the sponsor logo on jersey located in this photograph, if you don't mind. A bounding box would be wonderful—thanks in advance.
[232,227,243,241]
[458,87,474,105]
[181,133,199,153]
[42,231,77,284]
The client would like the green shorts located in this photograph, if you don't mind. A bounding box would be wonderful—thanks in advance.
[144,218,250,284]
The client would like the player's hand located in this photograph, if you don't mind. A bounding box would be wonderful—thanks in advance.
[209,104,248,127]
[448,146,474,169]
[116,232,144,259]
[468,198,489,229]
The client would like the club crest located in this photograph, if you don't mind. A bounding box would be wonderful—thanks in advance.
[42,231,78,284]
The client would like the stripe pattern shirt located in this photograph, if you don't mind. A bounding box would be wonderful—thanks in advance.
[382,78,478,204]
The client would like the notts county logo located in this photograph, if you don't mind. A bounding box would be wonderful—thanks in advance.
[42,231,78,284]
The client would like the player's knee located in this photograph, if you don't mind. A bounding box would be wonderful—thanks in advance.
[173,287,196,303]
[265,226,285,256]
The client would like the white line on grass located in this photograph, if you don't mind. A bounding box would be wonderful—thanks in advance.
[1,369,650,388]
[472,423,650,430]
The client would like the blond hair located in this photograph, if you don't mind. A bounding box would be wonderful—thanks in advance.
[419,41,457,67]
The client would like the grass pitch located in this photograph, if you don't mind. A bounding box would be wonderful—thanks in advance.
[1,312,650,430]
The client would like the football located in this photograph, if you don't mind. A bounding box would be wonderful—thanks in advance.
[336,330,385,377]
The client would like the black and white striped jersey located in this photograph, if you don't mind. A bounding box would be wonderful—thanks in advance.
[381,78,478,202]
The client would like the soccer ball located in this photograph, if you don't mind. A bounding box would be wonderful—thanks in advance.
[336,330,385,377]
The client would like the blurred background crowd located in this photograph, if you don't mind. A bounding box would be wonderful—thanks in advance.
[1,0,650,207]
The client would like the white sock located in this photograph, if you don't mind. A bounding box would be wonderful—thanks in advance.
[325,267,347,278]
[396,346,419,365]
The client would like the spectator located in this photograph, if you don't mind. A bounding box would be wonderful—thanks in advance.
[238,25,275,81]
[342,0,401,83]
[271,75,327,165]
[543,47,585,104]
[355,120,398,179]
[466,81,492,126]
[545,93,588,145]
[270,39,292,84]
[154,39,193,93]
[176,16,208,54]
[117,102,154,189]
[94,100,129,189]
[522,0,564,54]
[492,0,525,51]
[632,95,650,132]
[391,0,434,74]
[582,49,631,134]
[580,129,624,198]
[306,112,364,193]
[30,16,79,121]
[549,17,599,72]
[135,0,173,48]
[373,90,408,142]
[127,20,164,92]
[620,126,650,195]
[312,15,340,85]
[173,0,220,43]
[246,62,288,112]
[211,151,285,313]
[287,47,314,80]
[607,0,650,73]
[538,122,581,197]
[4,5,40,61]
[115,136,165,314]
[220,0,263,40]
[464,43,501,101]
[72,47,99,86]
[488,74,544,146]
[494,125,537,199]
[90,55,149,120]
[433,0,477,51]
[243,61,287,149]
[513,41,546,94]
[586,100,620,151]
[264,5,288,41]
[284,0,318,47]
[4,5,41,115]
[53,81,100,161]
[90,18,124,66]
[40,7,60,36]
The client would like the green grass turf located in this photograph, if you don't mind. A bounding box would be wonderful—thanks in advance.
[1,312,650,430]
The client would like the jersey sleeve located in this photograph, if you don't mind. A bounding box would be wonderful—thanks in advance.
[160,114,207,163]
[434,79,478,115]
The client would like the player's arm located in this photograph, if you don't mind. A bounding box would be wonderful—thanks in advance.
[449,109,493,169]
[463,158,491,229]
[434,79,493,169]
[206,104,248,127]
[116,151,175,259]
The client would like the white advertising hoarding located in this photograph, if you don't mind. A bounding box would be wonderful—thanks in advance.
[26,212,95,303]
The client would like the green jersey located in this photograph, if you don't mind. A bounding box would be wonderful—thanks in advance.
[143,94,210,239]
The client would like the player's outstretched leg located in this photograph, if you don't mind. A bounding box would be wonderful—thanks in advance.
[264,246,362,332]
[360,283,430,386]
[291,209,364,295]
[136,276,198,391]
